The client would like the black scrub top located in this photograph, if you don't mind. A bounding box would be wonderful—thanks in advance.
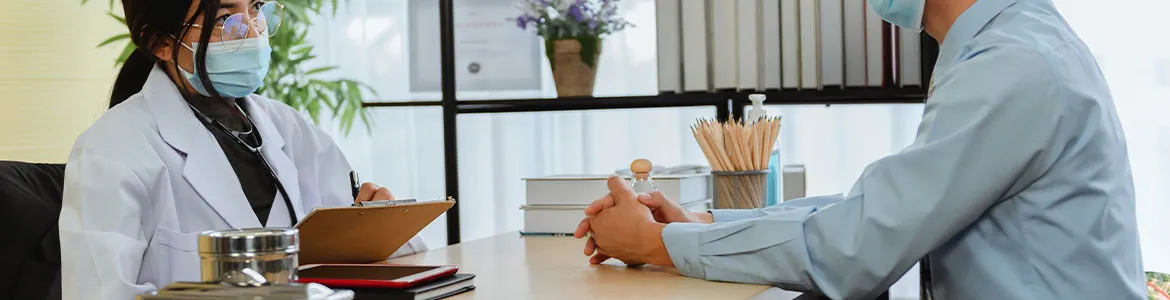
[185,97,280,226]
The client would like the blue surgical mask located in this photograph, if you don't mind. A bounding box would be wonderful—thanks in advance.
[868,0,926,32]
[180,35,272,98]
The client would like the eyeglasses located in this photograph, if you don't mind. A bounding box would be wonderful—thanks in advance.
[184,1,285,52]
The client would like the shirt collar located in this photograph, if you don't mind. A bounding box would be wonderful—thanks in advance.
[935,0,1019,73]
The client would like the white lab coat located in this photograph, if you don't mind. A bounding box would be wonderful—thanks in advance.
[58,66,427,300]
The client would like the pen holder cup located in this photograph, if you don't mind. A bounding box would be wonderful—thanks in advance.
[712,170,769,209]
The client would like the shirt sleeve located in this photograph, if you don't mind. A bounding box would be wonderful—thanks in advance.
[661,48,1064,299]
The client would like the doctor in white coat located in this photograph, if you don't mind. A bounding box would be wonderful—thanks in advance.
[58,1,426,299]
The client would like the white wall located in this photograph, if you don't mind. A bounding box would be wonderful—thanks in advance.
[0,1,124,162]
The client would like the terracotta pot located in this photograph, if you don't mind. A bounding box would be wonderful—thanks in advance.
[548,39,601,97]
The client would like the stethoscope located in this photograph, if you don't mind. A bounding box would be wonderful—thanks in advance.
[186,100,298,226]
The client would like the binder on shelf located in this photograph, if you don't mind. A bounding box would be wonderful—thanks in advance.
[711,0,739,90]
[656,0,682,93]
[843,0,867,88]
[883,22,897,87]
[780,0,801,89]
[798,0,820,90]
[761,0,783,90]
[681,0,709,92]
[737,0,762,91]
[865,2,885,87]
[899,28,923,87]
[819,0,844,89]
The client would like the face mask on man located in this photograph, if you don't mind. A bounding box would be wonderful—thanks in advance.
[868,0,927,32]
[179,35,272,98]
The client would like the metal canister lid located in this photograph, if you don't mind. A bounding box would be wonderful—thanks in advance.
[198,228,299,256]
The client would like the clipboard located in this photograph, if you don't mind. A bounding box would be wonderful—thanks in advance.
[295,197,455,265]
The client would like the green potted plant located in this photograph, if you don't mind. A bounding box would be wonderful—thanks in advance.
[512,0,632,97]
[83,0,373,135]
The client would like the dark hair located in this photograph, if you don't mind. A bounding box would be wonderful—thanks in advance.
[109,0,225,108]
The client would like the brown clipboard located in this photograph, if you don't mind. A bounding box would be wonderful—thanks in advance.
[295,198,455,265]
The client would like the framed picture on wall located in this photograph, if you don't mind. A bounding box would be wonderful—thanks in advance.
[408,0,543,94]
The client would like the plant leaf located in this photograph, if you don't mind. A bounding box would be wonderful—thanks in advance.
[281,1,312,24]
[304,66,338,76]
[293,27,309,45]
[98,33,130,48]
[289,54,318,66]
[291,45,313,56]
[107,11,126,25]
[315,88,340,117]
[340,81,361,135]
[113,42,137,66]
[304,86,322,123]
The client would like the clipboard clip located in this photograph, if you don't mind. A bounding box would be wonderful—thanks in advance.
[356,197,457,207]
[357,199,418,207]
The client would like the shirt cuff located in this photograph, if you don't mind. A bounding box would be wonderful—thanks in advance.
[662,222,711,279]
[709,209,760,223]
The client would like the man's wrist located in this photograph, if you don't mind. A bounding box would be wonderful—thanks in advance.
[692,212,714,224]
[639,222,674,267]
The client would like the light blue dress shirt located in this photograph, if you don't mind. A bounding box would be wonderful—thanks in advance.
[661,0,1146,299]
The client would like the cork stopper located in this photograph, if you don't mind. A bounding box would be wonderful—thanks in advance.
[630,159,652,179]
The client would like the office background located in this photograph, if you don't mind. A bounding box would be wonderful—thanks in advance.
[0,0,1164,298]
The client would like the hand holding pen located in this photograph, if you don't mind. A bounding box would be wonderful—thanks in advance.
[350,171,395,204]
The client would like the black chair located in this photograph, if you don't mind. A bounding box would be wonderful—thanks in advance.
[0,161,66,300]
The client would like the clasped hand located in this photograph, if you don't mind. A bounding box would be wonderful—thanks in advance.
[572,176,713,266]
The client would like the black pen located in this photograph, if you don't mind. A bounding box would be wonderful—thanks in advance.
[350,171,361,200]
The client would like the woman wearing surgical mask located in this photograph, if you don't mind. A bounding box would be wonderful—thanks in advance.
[58,1,427,298]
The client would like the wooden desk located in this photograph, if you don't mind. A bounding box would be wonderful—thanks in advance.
[386,232,778,299]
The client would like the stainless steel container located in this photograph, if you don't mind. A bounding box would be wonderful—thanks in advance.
[198,228,299,287]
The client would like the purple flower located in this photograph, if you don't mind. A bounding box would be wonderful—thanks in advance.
[568,4,583,21]
[514,14,538,30]
[510,0,631,37]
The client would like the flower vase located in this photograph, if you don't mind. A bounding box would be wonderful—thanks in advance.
[548,38,601,97]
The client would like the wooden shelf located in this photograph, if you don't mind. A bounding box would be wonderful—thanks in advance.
[362,87,928,113]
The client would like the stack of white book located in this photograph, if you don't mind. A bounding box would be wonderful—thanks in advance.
[521,174,713,235]
[656,0,924,93]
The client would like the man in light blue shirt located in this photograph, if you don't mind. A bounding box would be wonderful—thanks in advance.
[574,0,1146,298]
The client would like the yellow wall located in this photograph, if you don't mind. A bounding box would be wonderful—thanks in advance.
[0,1,125,163]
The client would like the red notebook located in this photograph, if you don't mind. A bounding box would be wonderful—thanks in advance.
[296,264,458,289]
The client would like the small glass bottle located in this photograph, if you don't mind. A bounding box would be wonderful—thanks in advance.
[629,159,657,193]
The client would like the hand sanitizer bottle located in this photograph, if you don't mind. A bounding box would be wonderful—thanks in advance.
[629,159,657,193]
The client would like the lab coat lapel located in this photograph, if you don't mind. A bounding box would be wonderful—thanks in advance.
[143,66,263,229]
[243,96,304,221]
